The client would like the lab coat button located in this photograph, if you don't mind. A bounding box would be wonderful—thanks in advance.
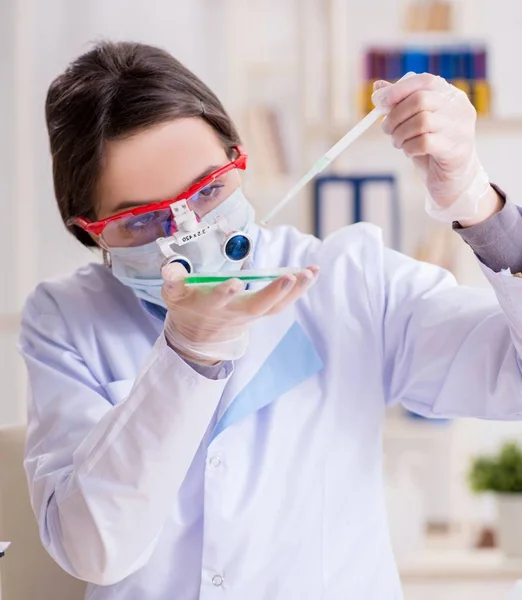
[212,575,224,586]
[209,456,221,468]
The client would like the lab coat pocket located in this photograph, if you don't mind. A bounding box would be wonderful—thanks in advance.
[102,379,134,406]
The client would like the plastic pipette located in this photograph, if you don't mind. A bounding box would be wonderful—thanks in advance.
[261,72,416,225]
[260,106,386,225]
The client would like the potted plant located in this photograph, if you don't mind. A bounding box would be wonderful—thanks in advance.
[469,441,522,558]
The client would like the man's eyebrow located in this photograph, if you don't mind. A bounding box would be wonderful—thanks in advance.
[185,165,221,188]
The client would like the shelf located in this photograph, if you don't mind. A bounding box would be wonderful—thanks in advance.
[306,117,522,142]
[365,31,487,48]
[384,417,452,442]
[476,117,522,133]
[399,546,522,581]
[245,60,298,76]
[0,314,20,334]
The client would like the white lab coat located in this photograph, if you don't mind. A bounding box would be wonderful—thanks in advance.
[20,223,522,600]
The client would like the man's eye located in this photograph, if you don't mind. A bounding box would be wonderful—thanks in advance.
[124,212,158,230]
[198,184,224,199]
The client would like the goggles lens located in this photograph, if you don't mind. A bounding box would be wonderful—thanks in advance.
[100,169,240,248]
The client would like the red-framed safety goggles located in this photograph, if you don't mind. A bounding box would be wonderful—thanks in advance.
[67,146,248,248]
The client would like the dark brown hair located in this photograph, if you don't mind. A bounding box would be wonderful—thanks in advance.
[46,41,241,247]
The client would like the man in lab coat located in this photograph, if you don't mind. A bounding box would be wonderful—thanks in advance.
[20,41,522,599]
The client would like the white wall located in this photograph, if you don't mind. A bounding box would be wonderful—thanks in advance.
[0,0,220,426]
[0,0,20,425]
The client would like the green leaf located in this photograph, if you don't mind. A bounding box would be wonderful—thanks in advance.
[468,441,522,493]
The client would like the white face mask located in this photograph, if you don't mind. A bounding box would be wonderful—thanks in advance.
[108,188,256,309]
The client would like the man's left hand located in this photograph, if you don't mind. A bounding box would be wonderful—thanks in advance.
[372,73,501,225]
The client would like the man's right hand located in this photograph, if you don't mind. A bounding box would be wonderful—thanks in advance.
[161,263,319,365]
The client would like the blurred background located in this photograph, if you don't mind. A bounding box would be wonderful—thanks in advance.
[2,0,522,598]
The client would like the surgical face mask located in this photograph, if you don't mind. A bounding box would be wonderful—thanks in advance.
[108,188,255,308]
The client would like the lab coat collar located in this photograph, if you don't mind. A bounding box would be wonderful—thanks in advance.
[211,225,324,441]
